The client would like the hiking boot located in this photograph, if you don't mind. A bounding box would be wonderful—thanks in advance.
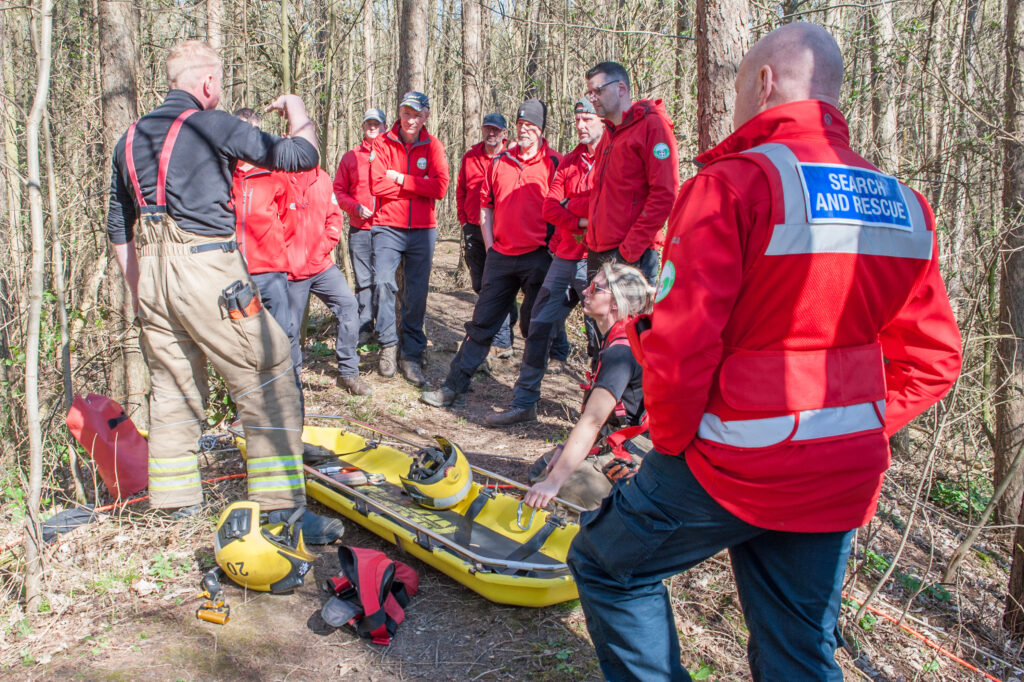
[549,359,567,375]
[400,358,426,387]
[485,406,538,427]
[152,502,205,520]
[337,374,374,396]
[379,345,397,377]
[267,507,345,545]
[420,386,466,408]
[490,345,514,360]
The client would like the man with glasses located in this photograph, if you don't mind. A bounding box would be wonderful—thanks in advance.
[369,91,450,386]
[584,61,679,285]
[421,99,561,409]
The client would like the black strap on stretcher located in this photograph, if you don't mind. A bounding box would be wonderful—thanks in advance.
[453,487,495,548]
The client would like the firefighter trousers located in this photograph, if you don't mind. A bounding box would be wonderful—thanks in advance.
[135,211,304,511]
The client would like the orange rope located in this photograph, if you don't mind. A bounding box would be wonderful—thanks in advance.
[842,592,1001,681]
[0,473,247,554]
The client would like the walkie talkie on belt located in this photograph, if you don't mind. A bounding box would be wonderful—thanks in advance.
[222,280,262,320]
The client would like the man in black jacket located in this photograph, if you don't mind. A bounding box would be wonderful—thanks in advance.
[107,41,341,541]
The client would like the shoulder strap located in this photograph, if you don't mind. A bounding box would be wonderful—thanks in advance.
[155,109,198,206]
[124,124,145,207]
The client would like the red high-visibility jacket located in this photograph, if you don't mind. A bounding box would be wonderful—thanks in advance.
[283,167,345,281]
[333,139,375,229]
[543,143,595,261]
[457,140,506,226]
[587,99,679,261]
[369,123,449,229]
[481,140,561,256]
[232,163,290,274]
[628,100,962,532]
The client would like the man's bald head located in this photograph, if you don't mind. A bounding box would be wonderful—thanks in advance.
[166,41,223,110]
[733,23,843,129]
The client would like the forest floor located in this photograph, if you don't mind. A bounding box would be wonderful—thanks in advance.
[1,240,1021,680]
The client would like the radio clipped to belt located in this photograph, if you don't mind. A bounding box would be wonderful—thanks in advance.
[222,280,262,320]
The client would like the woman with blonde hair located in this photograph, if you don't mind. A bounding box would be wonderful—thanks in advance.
[524,262,654,510]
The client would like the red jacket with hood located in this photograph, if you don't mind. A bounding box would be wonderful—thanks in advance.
[587,99,680,261]
[543,143,595,261]
[369,123,449,229]
[283,167,345,281]
[333,138,375,229]
[231,163,290,274]
[481,140,561,256]
[629,100,961,532]
[457,140,505,226]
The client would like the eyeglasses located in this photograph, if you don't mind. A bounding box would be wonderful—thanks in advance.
[587,281,612,296]
[585,79,621,100]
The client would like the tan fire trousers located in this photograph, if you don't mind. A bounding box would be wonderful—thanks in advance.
[135,211,304,511]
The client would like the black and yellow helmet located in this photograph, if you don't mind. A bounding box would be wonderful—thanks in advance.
[214,501,316,593]
[400,436,473,510]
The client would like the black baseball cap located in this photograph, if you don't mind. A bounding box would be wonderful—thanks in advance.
[482,113,507,130]
[399,91,430,111]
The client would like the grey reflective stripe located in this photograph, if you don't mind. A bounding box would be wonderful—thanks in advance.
[430,475,474,509]
[698,399,884,448]
[744,143,933,260]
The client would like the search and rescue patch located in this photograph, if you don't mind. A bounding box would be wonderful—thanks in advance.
[653,142,670,160]
[797,163,911,231]
[368,151,376,162]
[416,157,427,170]
[654,261,675,303]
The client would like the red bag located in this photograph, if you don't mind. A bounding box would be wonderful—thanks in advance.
[65,394,148,499]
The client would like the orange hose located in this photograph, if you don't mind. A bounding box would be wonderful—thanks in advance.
[0,473,247,554]
[842,592,1001,681]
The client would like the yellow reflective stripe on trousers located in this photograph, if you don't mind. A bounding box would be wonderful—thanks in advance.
[697,400,885,448]
[246,456,303,473]
[248,474,304,491]
[149,472,202,490]
[149,455,199,474]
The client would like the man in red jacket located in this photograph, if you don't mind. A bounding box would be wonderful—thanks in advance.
[456,112,515,354]
[585,61,679,285]
[566,24,962,680]
[284,167,371,397]
[487,99,604,426]
[421,99,561,408]
[370,91,450,386]
[231,108,292,336]
[334,107,386,345]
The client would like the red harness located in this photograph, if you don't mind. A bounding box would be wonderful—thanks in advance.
[125,109,198,209]
[325,546,419,646]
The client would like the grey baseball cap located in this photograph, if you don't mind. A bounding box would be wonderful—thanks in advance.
[482,113,507,130]
[399,91,430,111]
[574,99,597,115]
[363,108,386,125]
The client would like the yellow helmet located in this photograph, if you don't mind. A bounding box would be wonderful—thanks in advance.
[400,436,473,510]
[214,501,316,593]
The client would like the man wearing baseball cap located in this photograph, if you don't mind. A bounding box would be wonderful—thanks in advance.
[369,91,450,386]
[422,98,561,408]
[334,107,386,345]
[455,112,517,356]
[487,99,605,425]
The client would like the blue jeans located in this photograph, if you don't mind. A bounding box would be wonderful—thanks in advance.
[371,225,436,361]
[569,450,853,681]
[443,247,550,394]
[251,271,291,338]
[348,228,374,338]
[511,256,587,409]
[286,265,359,377]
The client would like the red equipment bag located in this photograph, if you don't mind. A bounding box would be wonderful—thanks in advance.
[323,546,419,645]
[65,394,148,499]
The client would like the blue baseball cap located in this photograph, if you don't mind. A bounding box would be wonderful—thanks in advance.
[482,113,507,130]
[363,108,386,125]
[399,91,430,111]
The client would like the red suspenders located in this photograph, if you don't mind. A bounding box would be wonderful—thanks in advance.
[124,109,198,208]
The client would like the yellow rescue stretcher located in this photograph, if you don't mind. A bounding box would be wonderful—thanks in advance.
[237,421,581,607]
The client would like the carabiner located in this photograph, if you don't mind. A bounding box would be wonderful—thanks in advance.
[516,501,537,531]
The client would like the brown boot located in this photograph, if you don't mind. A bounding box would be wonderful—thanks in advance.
[337,374,374,396]
[400,358,426,387]
[379,345,397,377]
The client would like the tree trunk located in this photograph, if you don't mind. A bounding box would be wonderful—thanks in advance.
[695,0,747,153]
[397,0,428,104]
[462,0,483,153]
[364,0,375,107]
[99,0,149,426]
[1,13,25,302]
[524,0,542,98]
[1001,0,1024,635]
[870,0,900,173]
[23,0,54,613]
[206,0,223,50]
[281,0,291,93]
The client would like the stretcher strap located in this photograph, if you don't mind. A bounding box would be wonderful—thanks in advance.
[500,517,560,573]
[453,488,494,548]
[156,109,198,206]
